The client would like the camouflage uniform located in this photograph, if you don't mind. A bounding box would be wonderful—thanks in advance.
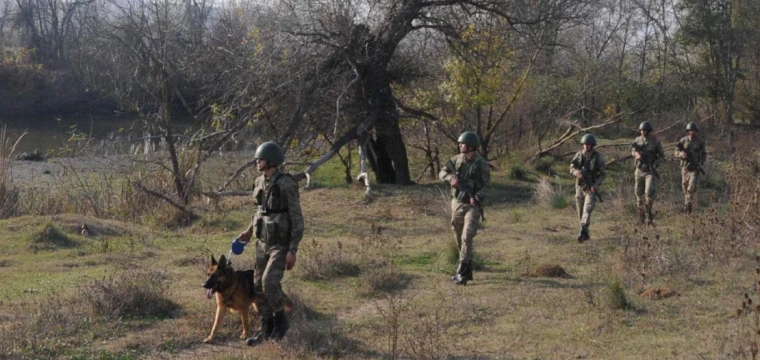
[438,153,490,264]
[631,135,665,212]
[251,169,304,316]
[569,149,606,229]
[674,135,707,209]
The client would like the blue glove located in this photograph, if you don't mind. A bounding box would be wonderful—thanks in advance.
[231,237,249,255]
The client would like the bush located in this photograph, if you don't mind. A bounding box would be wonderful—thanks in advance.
[508,163,528,181]
[0,295,94,359]
[534,177,568,209]
[28,223,76,251]
[606,278,634,311]
[298,240,361,281]
[82,269,177,320]
[284,292,359,358]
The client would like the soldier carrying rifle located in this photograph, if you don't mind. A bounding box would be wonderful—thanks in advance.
[439,131,490,286]
[570,134,606,243]
[631,121,665,225]
[674,122,707,214]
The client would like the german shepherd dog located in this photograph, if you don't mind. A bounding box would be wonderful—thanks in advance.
[202,254,258,343]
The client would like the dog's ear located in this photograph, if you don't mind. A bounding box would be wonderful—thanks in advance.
[218,255,227,268]
[211,255,217,266]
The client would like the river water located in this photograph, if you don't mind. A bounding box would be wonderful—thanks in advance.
[0,114,145,155]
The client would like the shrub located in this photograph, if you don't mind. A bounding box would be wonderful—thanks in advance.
[606,278,634,311]
[284,291,359,358]
[298,240,361,281]
[0,293,93,359]
[82,269,177,320]
[508,163,528,181]
[534,177,568,209]
[28,223,76,251]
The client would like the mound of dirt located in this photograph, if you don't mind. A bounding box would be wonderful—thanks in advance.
[28,223,76,251]
[525,264,572,278]
[640,287,680,300]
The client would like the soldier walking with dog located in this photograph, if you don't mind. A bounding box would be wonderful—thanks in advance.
[439,131,490,286]
[631,121,665,224]
[235,141,304,345]
[569,134,606,243]
[674,122,707,214]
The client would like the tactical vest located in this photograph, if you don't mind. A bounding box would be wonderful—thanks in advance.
[679,137,705,171]
[452,154,486,202]
[255,172,294,246]
[576,151,601,185]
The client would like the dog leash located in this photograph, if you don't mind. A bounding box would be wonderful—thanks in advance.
[228,237,250,265]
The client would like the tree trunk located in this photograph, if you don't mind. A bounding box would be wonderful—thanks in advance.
[374,112,411,184]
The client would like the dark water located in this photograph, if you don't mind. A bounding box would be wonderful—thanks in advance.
[1,114,142,155]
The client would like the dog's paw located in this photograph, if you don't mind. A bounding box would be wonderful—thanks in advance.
[203,337,214,343]
[240,333,249,340]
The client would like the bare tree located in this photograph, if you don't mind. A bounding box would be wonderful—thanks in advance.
[267,0,590,188]
[13,0,95,64]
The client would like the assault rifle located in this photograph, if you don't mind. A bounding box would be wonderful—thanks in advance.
[445,163,485,222]
[631,142,660,179]
[571,160,603,203]
[676,142,706,175]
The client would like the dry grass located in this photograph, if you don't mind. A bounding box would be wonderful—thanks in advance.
[0,126,24,219]
[534,176,569,209]
[2,132,760,359]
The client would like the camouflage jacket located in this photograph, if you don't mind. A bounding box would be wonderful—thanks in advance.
[252,169,304,251]
[439,153,491,203]
[674,135,707,170]
[631,135,665,172]
[569,149,606,188]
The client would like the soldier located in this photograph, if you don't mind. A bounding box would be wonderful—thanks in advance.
[674,122,707,214]
[631,121,665,224]
[569,134,606,243]
[236,141,304,345]
[439,131,490,285]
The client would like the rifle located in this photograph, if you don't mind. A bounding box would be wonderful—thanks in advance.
[445,163,486,222]
[631,142,660,179]
[571,159,603,203]
[676,142,706,175]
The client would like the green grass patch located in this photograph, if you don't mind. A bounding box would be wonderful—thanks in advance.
[508,163,529,181]
[397,252,437,268]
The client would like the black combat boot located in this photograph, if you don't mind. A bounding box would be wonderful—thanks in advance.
[465,264,473,281]
[271,309,290,340]
[637,207,645,224]
[246,315,273,346]
[452,262,470,285]
[684,204,692,214]
[577,226,590,243]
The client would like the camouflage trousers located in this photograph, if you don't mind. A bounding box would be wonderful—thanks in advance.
[681,168,699,207]
[253,241,288,315]
[450,200,480,264]
[575,184,597,228]
[634,168,657,208]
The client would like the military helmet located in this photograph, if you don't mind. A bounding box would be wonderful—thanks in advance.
[639,121,653,131]
[457,131,480,148]
[580,134,597,146]
[686,122,698,131]
[254,141,285,166]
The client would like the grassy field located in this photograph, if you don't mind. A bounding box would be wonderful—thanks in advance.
[1,139,758,360]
